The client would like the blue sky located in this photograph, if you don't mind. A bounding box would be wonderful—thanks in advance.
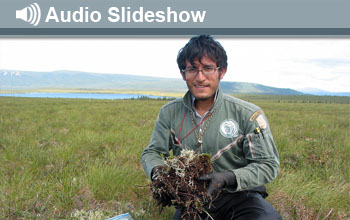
[0,38,349,92]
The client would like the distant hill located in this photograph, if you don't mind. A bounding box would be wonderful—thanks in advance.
[1,69,304,95]
[0,70,187,92]
[220,81,303,95]
[297,88,350,97]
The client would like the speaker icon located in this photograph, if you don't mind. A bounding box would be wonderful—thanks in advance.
[16,3,41,26]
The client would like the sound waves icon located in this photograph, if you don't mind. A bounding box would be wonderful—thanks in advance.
[16,3,41,26]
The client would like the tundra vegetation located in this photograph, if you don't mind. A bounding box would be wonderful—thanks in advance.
[0,94,349,219]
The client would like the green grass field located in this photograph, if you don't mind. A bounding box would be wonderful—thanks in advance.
[0,95,349,219]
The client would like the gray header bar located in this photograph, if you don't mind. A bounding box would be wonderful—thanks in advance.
[1,0,350,36]
[1,28,350,36]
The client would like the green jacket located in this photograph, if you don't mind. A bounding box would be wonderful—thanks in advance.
[141,88,280,192]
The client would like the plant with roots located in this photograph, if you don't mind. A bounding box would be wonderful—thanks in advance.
[151,149,213,220]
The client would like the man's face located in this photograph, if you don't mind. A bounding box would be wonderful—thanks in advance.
[181,56,226,101]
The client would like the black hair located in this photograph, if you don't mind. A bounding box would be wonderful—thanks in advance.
[177,35,228,72]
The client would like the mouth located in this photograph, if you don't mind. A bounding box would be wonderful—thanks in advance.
[194,84,209,89]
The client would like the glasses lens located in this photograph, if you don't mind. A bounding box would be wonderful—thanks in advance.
[185,68,198,75]
[202,66,216,75]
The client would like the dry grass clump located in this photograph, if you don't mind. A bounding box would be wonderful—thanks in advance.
[151,150,213,220]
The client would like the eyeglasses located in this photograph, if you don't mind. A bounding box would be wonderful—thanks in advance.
[182,66,220,77]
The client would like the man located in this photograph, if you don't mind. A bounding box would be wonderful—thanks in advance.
[141,35,282,219]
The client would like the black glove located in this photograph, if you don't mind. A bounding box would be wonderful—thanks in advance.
[199,171,237,197]
[173,207,185,220]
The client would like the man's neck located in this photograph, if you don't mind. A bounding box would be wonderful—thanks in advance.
[191,89,219,117]
[194,97,215,117]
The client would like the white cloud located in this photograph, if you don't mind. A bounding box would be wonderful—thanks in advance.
[220,39,350,92]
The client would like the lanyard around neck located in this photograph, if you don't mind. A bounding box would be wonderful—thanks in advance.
[178,109,214,144]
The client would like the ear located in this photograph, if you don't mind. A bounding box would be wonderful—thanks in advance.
[219,68,226,80]
[181,71,186,81]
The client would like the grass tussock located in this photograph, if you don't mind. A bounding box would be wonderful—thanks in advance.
[0,95,349,219]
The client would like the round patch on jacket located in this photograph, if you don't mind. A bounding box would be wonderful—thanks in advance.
[220,119,239,138]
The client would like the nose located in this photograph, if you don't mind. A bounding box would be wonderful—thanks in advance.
[195,70,206,81]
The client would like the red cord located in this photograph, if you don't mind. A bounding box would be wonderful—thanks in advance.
[178,109,188,141]
[178,109,212,144]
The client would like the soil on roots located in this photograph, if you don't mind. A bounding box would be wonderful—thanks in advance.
[151,150,213,220]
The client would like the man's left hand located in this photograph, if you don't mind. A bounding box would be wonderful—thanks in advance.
[199,171,237,197]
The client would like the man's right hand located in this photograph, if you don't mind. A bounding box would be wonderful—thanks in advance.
[151,166,161,181]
